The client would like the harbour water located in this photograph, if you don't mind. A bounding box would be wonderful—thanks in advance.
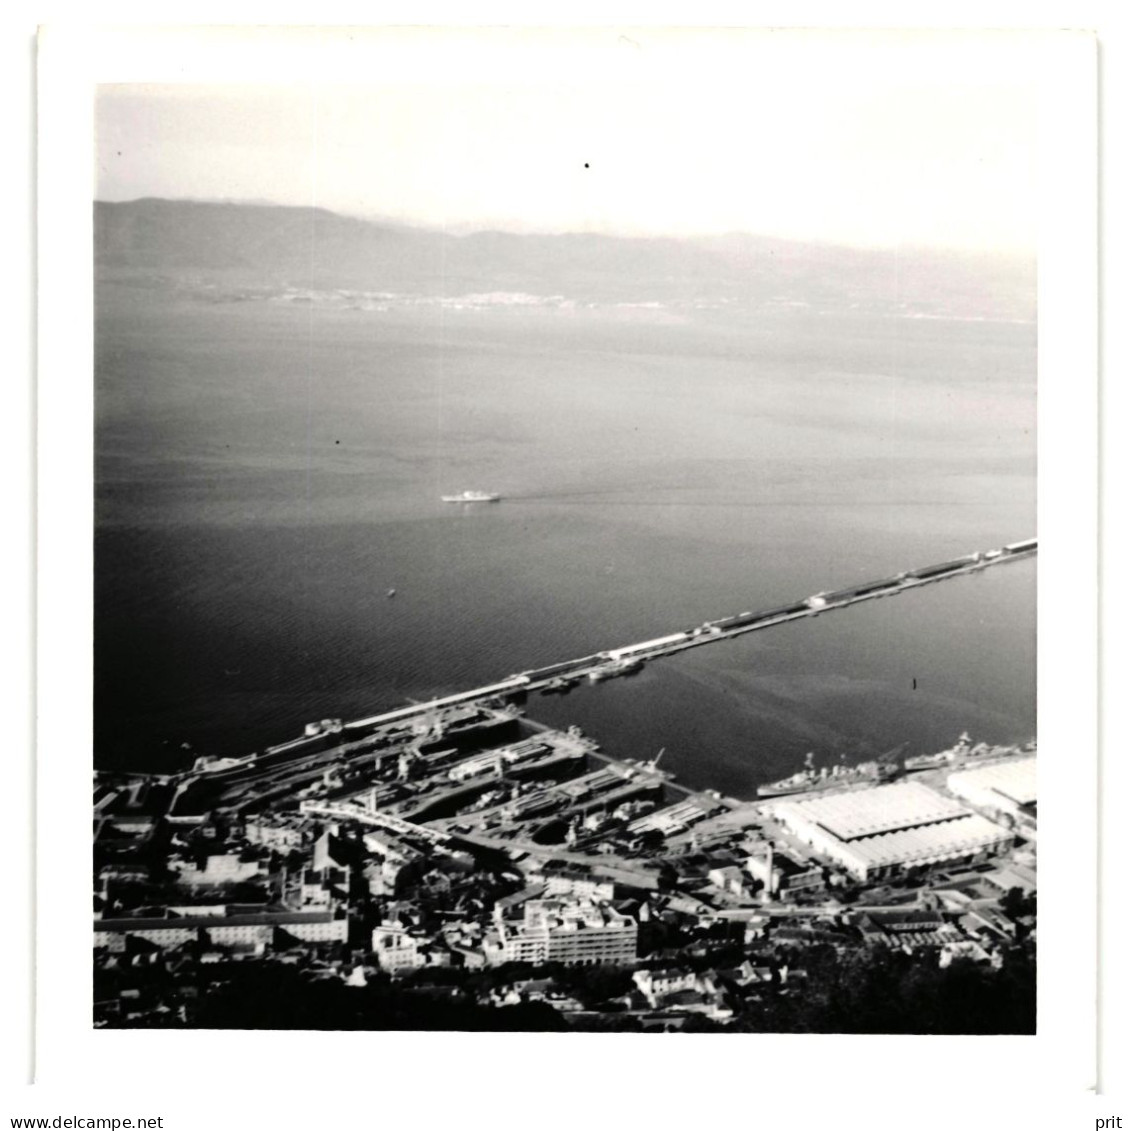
[95,282,1036,795]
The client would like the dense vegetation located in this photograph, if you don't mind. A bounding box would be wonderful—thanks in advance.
[182,963,568,1032]
[101,938,1034,1034]
[723,943,1036,1035]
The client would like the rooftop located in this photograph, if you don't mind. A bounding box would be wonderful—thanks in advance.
[836,813,1010,868]
[95,909,343,932]
[775,781,969,842]
[503,897,635,934]
[947,756,1037,807]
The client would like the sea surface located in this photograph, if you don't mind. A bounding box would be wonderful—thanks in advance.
[95,282,1036,797]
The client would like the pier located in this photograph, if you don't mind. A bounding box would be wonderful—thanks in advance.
[175,538,1036,796]
[339,538,1037,734]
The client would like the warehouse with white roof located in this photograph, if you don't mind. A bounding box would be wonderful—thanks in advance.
[946,755,1037,828]
[767,780,1013,882]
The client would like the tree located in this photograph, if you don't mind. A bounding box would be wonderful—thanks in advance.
[1000,886,1036,920]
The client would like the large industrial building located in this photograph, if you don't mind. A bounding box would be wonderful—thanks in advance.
[947,755,1037,830]
[767,780,1013,882]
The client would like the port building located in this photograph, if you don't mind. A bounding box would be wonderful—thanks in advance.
[766,781,1013,882]
[743,841,825,897]
[627,798,715,837]
[946,755,1036,829]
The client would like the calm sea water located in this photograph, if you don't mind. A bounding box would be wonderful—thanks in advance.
[95,283,1036,796]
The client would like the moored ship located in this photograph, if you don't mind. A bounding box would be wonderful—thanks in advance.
[441,490,501,503]
[541,676,581,695]
[588,658,644,682]
[757,752,902,798]
[903,732,1033,773]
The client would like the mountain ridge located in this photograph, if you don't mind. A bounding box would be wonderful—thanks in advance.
[94,198,1036,319]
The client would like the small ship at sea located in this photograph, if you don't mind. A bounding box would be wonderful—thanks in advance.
[441,490,501,503]
[757,751,902,798]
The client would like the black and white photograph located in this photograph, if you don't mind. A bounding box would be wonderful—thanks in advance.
[24,19,1108,1121]
[86,29,1055,1035]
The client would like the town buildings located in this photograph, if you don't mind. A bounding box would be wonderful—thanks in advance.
[92,704,1036,1030]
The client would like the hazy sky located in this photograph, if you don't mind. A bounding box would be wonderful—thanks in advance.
[95,30,1042,251]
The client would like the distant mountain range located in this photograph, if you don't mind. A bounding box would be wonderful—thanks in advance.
[94,198,1036,320]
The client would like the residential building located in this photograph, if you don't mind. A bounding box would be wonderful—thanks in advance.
[485,897,637,967]
[171,852,266,887]
[371,924,453,973]
[631,967,733,1020]
[243,817,310,852]
[94,909,347,951]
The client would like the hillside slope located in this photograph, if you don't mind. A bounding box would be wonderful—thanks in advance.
[95,198,1035,320]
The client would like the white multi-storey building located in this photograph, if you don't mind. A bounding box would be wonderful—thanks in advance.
[485,898,637,967]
